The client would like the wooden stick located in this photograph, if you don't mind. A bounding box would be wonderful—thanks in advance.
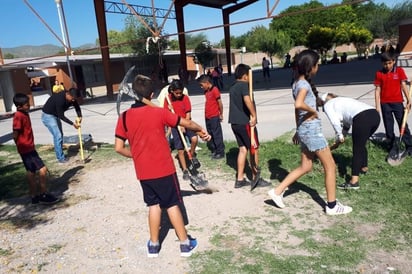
[248,69,257,153]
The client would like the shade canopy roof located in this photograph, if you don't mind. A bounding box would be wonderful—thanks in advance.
[181,0,238,9]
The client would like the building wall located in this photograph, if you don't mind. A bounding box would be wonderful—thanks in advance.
[399,19,412,53]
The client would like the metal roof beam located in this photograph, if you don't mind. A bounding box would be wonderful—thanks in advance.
[104,1,176,19]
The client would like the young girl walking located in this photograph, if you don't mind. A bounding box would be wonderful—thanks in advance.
[268,50,352,215]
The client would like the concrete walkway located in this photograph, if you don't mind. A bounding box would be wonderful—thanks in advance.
[1,57,411,146]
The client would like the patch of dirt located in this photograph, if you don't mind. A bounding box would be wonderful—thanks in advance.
[0,159,410,273]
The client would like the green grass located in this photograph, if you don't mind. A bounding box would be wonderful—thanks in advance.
[191,134,411,273]
[0,143,126,201]
[1,135,411,273]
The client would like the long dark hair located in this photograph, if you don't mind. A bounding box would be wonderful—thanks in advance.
[295,50,320,82]
[295,50,321,108]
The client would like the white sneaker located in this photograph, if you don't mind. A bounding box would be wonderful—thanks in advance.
[325,201,352,215]
[268,189,285,208]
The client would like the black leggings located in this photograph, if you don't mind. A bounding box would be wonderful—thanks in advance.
[351,109,380,176]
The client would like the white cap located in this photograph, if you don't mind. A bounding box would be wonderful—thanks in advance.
[320,93,329,102]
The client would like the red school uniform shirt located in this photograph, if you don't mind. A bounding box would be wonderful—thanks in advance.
[163,94,191,118]
[13,110,35,154]
[204,86,222,119]
[115,103,180,180]
[374,66,408,103]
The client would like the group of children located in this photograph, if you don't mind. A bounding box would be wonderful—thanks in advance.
[12,49,410,258]
[269,50,411,215]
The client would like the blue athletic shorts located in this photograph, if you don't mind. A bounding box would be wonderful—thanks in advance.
[171,128,196,150]
[140,173,182,209]
[297,119,328,152]
[20,150,45,173]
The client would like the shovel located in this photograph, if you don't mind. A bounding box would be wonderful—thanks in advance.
[248,69,261,191]
[164,94,207,189]
[387,106,410,166]
[387,86,412,166]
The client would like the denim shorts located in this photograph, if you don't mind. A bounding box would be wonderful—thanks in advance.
[297,119,328,152]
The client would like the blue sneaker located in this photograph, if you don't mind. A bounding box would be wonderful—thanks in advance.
[147,241,160,258]
[180,235,198,257]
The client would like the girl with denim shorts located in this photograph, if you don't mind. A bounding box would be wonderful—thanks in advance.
[267,50,352,215]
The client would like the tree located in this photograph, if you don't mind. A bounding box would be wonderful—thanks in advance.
[348,26,373,58]
[186,33,209,50]
[269,1,362,47]
[167,33,209,50]
[334,23,353,46]
[3,53,16,59]
[245,26,266,53]
[269,1,325,46]
[305,25,335,62]
[353,2,391,39]
[317,4,357,28]
[221,34,248,50]
[244,26,292,66]
[106,30,131,53]
[119,16,167,56]
[167,39,179,50]
[194,41,215,74]
[385,1,412,39]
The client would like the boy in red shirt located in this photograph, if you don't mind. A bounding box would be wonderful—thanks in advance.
[374,52,412,154]
[197,74,225,159]
[12,93,59,205]
[115,75,210,257]
[163,79,199,180]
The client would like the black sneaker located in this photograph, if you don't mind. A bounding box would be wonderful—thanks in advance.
[38,193,60,204]
[183,170,190,181]
[31,195,40,204]
[256,178,272,187]
[234,179,249,188]
[58,158,69,164]
[337,182,360,190]
[212,153,225,159]
[192,157,201,169]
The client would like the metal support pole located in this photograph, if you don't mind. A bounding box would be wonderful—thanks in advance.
[55,0,73,82]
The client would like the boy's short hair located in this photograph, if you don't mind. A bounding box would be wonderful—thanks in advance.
[234,64,251,79]
[381,51,395,62]
[13,93,29,107]
[168,79,184,93]
[132,74,153,99]
[197,74,212,84]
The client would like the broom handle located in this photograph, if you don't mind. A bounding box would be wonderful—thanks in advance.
[76,117,84,161]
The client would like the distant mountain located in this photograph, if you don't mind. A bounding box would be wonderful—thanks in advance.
[1,43,98,58]
[2,44,63,58]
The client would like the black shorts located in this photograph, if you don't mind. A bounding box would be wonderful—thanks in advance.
[140,173,183,209]
[20,150,45,173]
[231,124,260,149]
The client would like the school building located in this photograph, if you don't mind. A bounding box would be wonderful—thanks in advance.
[0,49,242,113]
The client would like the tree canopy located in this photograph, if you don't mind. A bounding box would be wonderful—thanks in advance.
[100,1,411,60]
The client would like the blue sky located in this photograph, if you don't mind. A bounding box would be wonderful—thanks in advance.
[0,0,400,48]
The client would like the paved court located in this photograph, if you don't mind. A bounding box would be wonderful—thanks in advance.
[1,57,411,146]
